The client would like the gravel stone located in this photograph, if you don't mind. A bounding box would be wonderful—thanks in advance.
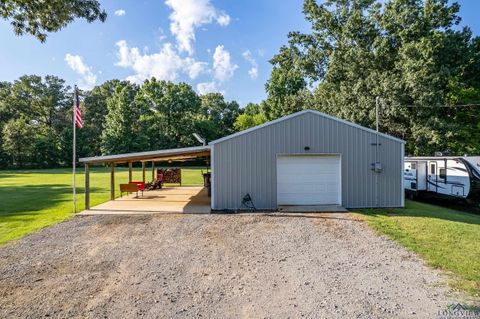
[0,212,466,318]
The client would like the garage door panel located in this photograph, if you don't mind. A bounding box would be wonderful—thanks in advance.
[279,162,338,170]
[277,155,341,205]
[277,173,340,183]
[279,192,339,204]
[278,182,338,193]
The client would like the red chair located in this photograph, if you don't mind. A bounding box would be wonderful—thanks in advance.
[128,181,145,196]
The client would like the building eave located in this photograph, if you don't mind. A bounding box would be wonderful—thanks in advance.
[79,145,211,164]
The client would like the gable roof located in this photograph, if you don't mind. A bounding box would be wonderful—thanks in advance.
[209,109,405,145]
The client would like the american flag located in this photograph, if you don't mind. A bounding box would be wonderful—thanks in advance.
[74,88,83,128]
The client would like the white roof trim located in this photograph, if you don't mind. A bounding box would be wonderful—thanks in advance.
[209,109,405,145]
[79,145,210,163]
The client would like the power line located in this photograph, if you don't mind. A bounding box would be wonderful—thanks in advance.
[398,104,480,108]
[373,97,480,108]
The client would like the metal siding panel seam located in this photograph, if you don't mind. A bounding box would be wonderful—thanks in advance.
[211,145,215,210]
[401,143,405,207]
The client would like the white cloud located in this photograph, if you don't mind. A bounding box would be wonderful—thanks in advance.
[115,40,208,83]
[65,54,90,75]
[165,0,230,55]
[242,50,256,66]
[185,58,208,79]
[114,9,126,16]
[64,54,97,89]
[213,45,238,82]
[248,67,258,79]
[216,14,230,26]
[196,81,218,95]
[158,28,167,42]
[242,49,258,79]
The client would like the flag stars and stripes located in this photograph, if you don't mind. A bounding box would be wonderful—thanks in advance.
[74,89,83,128]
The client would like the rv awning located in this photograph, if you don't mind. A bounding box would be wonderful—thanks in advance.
[79,145,210,164]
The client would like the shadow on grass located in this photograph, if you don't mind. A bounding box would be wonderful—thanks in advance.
[0,184,102,218]
[357,200,480,226]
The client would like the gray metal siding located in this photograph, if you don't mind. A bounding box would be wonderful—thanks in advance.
[212,112,403,210]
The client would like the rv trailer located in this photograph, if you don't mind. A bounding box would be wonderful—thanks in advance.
[404,156,480,202]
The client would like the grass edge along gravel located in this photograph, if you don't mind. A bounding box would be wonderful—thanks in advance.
[356,199,480,298]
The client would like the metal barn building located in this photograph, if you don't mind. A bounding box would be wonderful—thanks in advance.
[79,109,405,214]
[210,109,405,210]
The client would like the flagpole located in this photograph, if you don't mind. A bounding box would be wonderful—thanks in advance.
[73,85,77,214]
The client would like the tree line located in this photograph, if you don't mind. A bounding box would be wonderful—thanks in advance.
[0,77,243,168]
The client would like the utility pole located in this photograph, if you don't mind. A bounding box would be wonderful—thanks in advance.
[375,96,380,164]
[375,96,380,207]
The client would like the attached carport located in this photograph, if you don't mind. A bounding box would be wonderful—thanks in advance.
[78,145,211,214]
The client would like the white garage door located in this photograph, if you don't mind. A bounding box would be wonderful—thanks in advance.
[277,155,341,205]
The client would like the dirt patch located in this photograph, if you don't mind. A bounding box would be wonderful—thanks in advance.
[0,212,467,318]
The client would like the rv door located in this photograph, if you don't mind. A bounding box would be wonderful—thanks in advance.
[428,161,437,192]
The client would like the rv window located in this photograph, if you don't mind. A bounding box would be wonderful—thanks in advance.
[439,168,446,180]
[411,163,417,169]
[430,164,435,174]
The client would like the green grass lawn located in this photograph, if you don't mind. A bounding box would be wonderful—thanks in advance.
[0,167,205,245]
[357,200,480,297]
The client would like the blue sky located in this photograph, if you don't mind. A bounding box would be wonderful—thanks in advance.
[0,0,478,106]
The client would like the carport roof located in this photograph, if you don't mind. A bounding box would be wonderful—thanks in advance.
[79,145,210,164]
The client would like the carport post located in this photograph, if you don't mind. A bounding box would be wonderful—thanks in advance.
[85,163,90,210]
[142,162,145,182]
[110,163,115,200]
[128,161,133,182]
[151,161,155,180]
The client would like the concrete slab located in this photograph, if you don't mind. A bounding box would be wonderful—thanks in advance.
[278,205,347,213]
[79,187,211,215]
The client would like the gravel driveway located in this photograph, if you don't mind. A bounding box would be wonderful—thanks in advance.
[0,212,460,318]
